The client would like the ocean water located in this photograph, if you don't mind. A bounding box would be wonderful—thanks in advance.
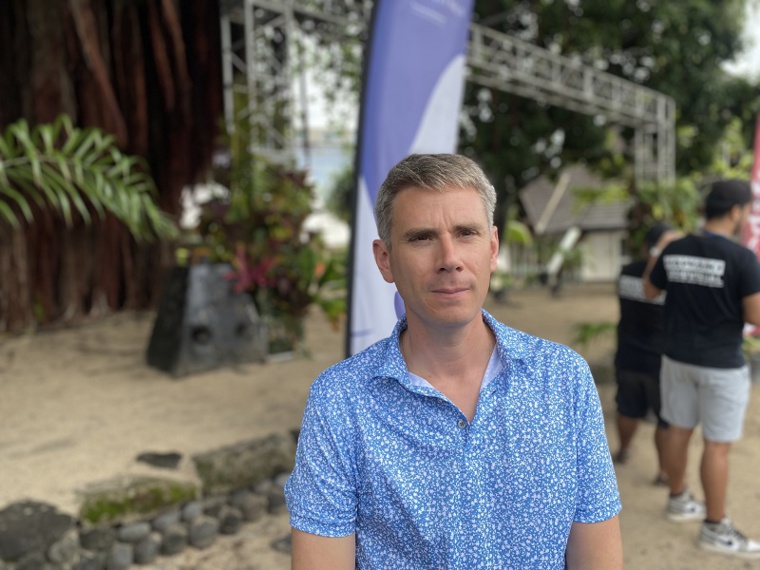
[296,142,354,248]
[296,143,353,204]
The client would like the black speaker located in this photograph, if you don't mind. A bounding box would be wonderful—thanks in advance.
[146,263,268,377]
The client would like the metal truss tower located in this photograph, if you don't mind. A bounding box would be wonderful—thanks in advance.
[220,0,675,185]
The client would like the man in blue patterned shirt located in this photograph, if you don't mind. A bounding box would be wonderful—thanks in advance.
[285,154,622,569]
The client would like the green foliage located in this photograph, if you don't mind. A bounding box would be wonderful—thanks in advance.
[467,0,755,230]
[0,115,176,240]
[200,118,346,350]
[325,162,354,223]
[503,216,533,246]
[743,334,760,357]
[628,113,754,255]
[571,321,617,350]
[709,117,756,178]
[637,178,700,230]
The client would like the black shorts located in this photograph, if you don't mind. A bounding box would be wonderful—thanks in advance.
[615,368,669,428]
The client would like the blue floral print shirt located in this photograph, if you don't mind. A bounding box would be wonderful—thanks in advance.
[285,310,621,569]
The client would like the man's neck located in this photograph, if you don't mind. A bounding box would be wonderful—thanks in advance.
[702,218,735,238]
[401,314,495,381]
[401,314,496,422]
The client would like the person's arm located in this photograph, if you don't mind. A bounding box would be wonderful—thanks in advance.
[743,292,760,326]
[565,516,623,570]
[291,529,355,570]
[642,270,663,300]
[643,230,682,299]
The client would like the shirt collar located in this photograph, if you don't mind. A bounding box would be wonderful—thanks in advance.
[407,346,502,392]
[375,309,530,389]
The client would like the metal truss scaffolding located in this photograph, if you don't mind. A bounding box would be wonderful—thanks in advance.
[220,0,675,185]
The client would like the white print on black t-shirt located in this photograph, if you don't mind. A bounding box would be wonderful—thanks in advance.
[619,275,665,304]
[663,255,725,288]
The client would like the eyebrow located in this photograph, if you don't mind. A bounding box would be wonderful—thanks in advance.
[401,223,483,241]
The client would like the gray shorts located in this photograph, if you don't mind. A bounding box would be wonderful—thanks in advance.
[660,355,751,442]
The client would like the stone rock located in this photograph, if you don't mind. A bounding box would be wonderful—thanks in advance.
[273,472,291,489]
[271,534,292,555]
[47,528,80,565]
[192,433,296,496]
[133,533,161,565]
[252,480,273,496]
[218,506,243,535]
[0,501,75,562]
[106,543,133,570]
[228,489,250,506]
[116,522,151,543]
[267,485,287,515]
[159,524,187,556]
[145,263,268,377]
[135,452,182,470]
[187,516,218,550]
[78,528,116,552]
[151,510,180,534]
[232,493,267,522]
[202,497,227,519]
[78,476,198,526]
[73,550,105,570]
[15,551,52,570]
[181,502,203,523]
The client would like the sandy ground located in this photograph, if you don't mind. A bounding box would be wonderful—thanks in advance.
[2,282,760,569]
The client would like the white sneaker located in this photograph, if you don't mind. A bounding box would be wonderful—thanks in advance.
[666,490,706,522]
[699,517,760,559]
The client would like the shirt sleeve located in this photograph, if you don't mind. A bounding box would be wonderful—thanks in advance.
[572,357,622,523]
[284,380,358,537]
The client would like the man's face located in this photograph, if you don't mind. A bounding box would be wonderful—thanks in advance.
[732,203,751,237]
[372,185,498,331]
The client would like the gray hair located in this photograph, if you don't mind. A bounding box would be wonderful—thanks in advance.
[374,154,497,245]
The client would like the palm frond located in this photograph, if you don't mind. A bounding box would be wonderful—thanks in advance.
[0,115,176,240]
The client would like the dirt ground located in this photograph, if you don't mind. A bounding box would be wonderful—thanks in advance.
[2,282,760,569]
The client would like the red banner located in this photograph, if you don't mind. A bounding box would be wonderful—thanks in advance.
[742,116,760,257]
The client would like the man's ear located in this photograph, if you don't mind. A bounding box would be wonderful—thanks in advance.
[373,239,395,284]
[489,225,499,272]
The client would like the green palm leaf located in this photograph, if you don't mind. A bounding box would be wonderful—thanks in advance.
[0,115,176,240]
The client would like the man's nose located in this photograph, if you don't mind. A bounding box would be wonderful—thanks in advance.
[437,236,462,272]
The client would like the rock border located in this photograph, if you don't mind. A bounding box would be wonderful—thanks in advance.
[0,432,296,569]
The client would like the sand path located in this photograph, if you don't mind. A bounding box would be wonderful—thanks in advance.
[2,282,758,569]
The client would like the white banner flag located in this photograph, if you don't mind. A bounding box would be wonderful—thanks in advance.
[345,0,474,356]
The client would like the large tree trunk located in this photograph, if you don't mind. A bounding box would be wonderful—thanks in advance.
[0,0,223,333]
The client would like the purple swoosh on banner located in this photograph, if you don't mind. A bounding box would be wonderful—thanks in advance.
[360,0,473,205]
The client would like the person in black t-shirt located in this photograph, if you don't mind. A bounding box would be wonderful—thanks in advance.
[613,223,678,486]
[644,179,760,559]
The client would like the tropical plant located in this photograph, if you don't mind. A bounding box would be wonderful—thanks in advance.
[325,163,354,223]
[0,0,221,334]
[572,321,617,350]
[198,117,346,352]
[0,115,176,240]
[464,0,755,231]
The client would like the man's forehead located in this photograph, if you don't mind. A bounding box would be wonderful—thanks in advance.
[390,186,489,229]
[397,183,476,194]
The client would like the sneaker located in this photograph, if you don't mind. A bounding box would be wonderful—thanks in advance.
[667,490,706,522]
[699,517,760,559]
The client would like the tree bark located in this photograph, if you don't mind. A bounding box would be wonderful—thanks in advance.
[0,0,223,333]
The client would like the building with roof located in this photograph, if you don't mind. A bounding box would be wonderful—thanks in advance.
[518,164,630,282]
